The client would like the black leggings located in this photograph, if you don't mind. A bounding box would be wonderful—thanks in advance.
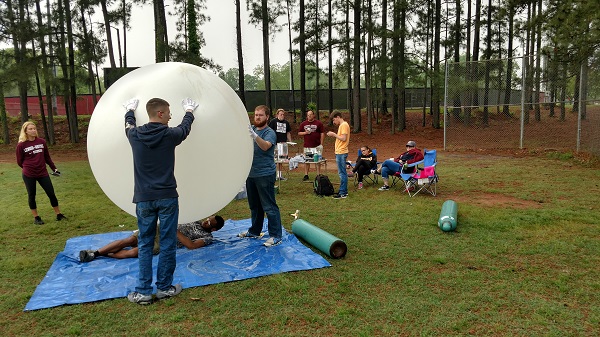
[353,160,374,182]
[22,174,58,210]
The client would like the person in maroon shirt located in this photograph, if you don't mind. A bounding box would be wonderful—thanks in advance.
[298,110,325,181]
[16,121,66,225]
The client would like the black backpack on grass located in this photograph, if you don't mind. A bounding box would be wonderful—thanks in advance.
[314,174,335,196]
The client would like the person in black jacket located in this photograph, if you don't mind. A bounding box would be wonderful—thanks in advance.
[123,97,199,305]
[352,146,377,189]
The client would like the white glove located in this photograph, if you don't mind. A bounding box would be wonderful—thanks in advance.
[248,124,258,140]
[181,98,199,112]
[123,98,139,111]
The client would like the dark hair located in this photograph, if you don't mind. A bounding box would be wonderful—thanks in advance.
[255,105,271,117]
[362,145,371,151]
[214,215,225,230]
[329,110,342,119]
[146,98,170,117]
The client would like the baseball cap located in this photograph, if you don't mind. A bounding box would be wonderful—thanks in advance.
[406,141,416,147]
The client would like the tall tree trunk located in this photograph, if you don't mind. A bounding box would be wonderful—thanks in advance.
[300,0,307,117]
[235,0,246,107]
[398,1,406,131]
[327,0,333,117]
[482,0,492,126]
[287,0,295,120]
[365,0,373,134]
[315,0,320,115]
[65,0,79,143]
[35,0,55,143]
[471,0,481,115]
[502,4,514,118]
[380,0,388,116]
[80,5,98,106]
[451,0,461,121]
[352,0,361,132]
[464,0,472,125]
[8,0,29,122]
[45,0,56,139]
[431,0,441,128]
[100,0,116,68]
[0,84,8,144]
[27,4,49,140]
[345,2,352,122]
[391,0,399,133]
[261,0,272,109]
[423,0,432,126]
[154,0,168,62]
[526,2,535,123]
[534,0,542,121]
[122,0,128,67]
[56,0,71,134]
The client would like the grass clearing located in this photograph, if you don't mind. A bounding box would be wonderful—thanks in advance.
[0,152,598,336]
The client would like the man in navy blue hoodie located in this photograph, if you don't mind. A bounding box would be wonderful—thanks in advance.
[123,97,199,305]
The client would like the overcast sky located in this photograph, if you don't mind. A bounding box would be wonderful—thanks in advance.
[101,0,293,74]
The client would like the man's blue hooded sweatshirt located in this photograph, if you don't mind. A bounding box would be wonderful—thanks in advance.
[125,110,194,203]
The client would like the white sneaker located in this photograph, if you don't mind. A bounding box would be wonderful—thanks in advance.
[263,237,282,247]
[156,284,182,300]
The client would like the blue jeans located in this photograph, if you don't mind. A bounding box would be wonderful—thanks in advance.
[246,174,282,239]
[381,159,401,179]
[135,197,178,295]
[336,153,348,195]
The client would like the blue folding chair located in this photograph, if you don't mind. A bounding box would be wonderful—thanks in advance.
[393,149,438,197]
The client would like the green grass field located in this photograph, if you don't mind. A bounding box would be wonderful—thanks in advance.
[0,152,598,336]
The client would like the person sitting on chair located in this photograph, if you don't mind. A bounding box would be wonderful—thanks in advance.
[352,146,378,190]
[79,215,225,262]
[378,141,424,191]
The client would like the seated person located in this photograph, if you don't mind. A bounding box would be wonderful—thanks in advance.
[378,141,424,191]
[79,215,225,262]
[352,145,378,189]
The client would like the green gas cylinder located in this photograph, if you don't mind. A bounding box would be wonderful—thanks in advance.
[438,200,458,232]
[292,219,347,258]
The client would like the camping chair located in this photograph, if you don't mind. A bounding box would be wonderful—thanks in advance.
[350,148,379,187]
[392,149,438,197]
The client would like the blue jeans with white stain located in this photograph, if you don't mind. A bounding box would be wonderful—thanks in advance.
[336,153,348,195]
[380,159,401,179]
[246,174,282,239]
[135,197,178,295]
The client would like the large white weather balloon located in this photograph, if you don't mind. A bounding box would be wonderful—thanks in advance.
[88,62,253,223]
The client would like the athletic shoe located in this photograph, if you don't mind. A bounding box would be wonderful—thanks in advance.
[370,169,377,174]
[332,193,348,199]
[56,213,67,221]
[357,182,363,190]
[238,231,263,238]
[79,250,95,262]
[34,216,44,225]
[378,185,390,191]
[263,237,282,247]
[303,175,309,181]
[277,176,287,181]
[156,284,182,300]
[127,292,153,305]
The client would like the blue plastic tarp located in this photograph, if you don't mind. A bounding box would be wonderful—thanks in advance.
[25,219,331,311]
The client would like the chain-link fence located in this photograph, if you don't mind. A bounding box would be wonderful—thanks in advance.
[444,56,600,156]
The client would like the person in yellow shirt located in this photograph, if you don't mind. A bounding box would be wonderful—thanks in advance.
[326,111,350,199]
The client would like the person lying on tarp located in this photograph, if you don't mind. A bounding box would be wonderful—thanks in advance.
[79,215,225,262]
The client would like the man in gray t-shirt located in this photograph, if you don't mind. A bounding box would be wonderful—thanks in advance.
[79,215,225,262]
[239,105,283,248]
